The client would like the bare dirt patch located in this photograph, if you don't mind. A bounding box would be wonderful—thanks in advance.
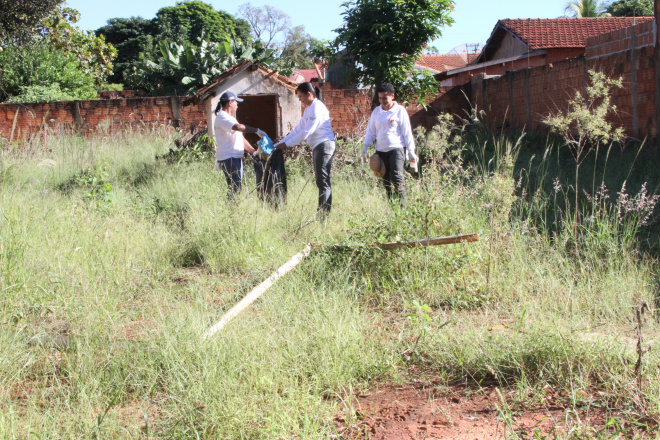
[333,382,617,439]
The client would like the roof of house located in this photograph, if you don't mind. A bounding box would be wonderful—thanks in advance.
[195,60,298,103]
[415,53,480,73]
[290,69,320,83]
[501,17,653,50]
[476,17,653,63]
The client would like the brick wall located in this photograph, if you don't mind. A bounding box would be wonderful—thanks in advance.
[461,19,659,138]
[469,57,586,132]
[587,20,656,137]
[0,97,207,142]
[1,90,372,143]
[321,88,372,137]
[321,87,469,137]
[408,86,471,128]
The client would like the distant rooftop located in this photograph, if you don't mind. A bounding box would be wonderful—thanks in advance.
[415,53,480,73]
[498,17,653,50]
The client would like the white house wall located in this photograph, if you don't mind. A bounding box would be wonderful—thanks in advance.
[206,70,300,142]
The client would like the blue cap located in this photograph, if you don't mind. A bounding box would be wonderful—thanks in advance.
[219,91,244,103]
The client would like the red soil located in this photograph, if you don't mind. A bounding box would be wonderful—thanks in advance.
[333,382,617,439]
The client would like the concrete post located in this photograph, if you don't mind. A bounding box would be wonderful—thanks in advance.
[509,73,515,129]
[654,0,660,138]
[170,96,182,130]
[72,101,83,129]
[525,69,531,129]
[631,25,639,138]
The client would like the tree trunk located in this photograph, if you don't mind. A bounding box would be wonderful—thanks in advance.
[371,84,379,110]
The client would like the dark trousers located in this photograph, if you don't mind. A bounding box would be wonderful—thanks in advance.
[313,140,335,215]
[217,158,243,197]
[376,149,406,207]
[253,151,287,207]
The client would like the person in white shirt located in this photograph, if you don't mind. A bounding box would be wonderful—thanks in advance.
[275,82,336,217]
[361,83,418,207]
[214,91,266,198]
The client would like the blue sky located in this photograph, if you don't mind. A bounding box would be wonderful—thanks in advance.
[67,0,569,53]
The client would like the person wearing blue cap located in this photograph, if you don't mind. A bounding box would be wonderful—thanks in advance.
[274,82,335,217]
[214,90,267,198]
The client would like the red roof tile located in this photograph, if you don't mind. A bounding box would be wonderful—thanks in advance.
[290,69,320,83]
[415,54,480,72]
[195,60,297,103]
[500,17,653,50]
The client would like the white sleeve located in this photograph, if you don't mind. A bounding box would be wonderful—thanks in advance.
[362,109,378,154]
[399,107,415,156]
[281,105,322,147]
[279,121,303,146]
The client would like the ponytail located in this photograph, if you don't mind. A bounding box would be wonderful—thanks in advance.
[296,82,320,100]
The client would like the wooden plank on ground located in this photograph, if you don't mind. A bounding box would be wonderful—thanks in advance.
[202,244,312,340]
[313,234,479,252]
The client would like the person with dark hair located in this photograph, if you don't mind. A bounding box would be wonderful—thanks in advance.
[361,82,418,207]
[275,82,336,217]
[213,91,267,198]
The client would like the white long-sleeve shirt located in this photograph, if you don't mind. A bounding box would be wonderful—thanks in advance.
[362,103,415,156]
[281,99,335,149]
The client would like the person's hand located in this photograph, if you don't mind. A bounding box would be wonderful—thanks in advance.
[360,147,369,163]
[408,152,419,173]
[256,129,266,138]
[253,146,263,157]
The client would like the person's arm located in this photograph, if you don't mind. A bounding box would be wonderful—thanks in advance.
[399,107,416,157]
[398,107,418,171]
[276,104,323,150]
[232,123,266,138]
[275,123,302,150]
[361,109,378,156]
[274,108,308,150]
[243,138,256,155]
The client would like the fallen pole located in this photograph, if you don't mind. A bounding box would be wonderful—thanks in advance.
[202,244,312,340]
[312,233,479,252]
[203,234,478,339]
[379,233,479,250]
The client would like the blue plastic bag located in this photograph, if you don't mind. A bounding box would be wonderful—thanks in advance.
[257,134,275,155]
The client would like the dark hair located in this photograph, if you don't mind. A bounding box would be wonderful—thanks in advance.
[296,82,320,99]
[376,82,395,95]
[215,100,232,114]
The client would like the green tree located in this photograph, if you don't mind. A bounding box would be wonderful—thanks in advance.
[238,3,290,49]
[333,0,454,107]
[238,4,321,73]
[126,37,274,95]
[95,17,156,84]
[0,0,61,40]
[96,1,251,90]
[564,0,610,17]
[279,26,317,69]
[606,0,653,16]
[0,4,115,102]
[155,0,251,45]
[0,41,97,102]
[310,39,333,65]
[37,6,117,85]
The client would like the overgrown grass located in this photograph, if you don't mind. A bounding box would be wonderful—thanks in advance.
[1,117,659,438]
